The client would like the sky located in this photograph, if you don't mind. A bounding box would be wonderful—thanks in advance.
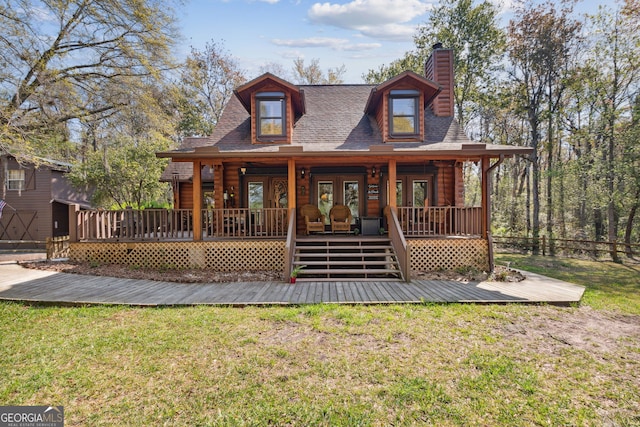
[176,0,606,84]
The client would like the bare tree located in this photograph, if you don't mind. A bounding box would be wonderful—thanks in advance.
[507,0,581,254]
[0,0,180,159]
[178,40,246,137]
[292,58,346,85]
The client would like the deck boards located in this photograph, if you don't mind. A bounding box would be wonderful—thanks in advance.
[0,264,585,306]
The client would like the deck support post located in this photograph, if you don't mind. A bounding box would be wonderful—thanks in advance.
[193,160,202,241]
[481,156,490,240]
[482,155,505,271]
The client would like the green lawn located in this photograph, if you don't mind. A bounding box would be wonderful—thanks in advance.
[1,256,639,426]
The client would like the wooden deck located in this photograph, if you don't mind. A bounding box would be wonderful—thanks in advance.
[0,264,585,306]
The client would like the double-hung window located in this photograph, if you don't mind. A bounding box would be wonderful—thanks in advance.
[6,169,25,191]
[257,92,286,138]
[389,90,420,136]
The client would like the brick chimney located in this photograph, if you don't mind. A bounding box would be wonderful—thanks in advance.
[425,43,454,117]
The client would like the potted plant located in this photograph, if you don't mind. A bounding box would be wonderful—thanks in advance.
[290,265,306,283]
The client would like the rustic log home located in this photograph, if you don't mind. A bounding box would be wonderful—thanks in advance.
[70,46,531,281]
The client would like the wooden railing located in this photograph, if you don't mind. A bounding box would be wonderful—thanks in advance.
[77,209,193,241]
[203,208,288,239]
[77,208,289,241]
[76,206,480,242]
[386,207,410,282]
[284,208,296,279]
[397,206,482,237]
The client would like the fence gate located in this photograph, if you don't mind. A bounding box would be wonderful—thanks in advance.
[0,210,39,243]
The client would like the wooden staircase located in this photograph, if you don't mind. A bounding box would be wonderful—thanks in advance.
[292,236,403,281]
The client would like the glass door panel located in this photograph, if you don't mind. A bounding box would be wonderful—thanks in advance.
[317,181,334,224]
[413,180,428,207]
[396,180,403,206]
[248,181,265,227]
[272,178,287,208]
[343,181,359,223]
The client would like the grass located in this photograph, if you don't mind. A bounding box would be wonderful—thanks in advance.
[1,256,639,425]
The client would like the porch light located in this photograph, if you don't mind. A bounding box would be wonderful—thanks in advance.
[240,167,247,175]
[301,168,306,179]
[371,166,376,178]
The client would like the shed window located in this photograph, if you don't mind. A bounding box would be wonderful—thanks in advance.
[390,90,420,136]
[6,169,25,191]
[257,92,286,137]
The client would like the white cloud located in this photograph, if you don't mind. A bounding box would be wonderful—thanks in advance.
[271,37,382,51]
[308,0,434,40]
[489,0,514,15]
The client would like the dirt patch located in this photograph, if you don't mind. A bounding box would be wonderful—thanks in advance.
[23,260,525,284]
[21,260,284,283]
[501,305,640,361]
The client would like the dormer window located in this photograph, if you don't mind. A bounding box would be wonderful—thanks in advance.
[389,90,420,136]
[257,92,286,138]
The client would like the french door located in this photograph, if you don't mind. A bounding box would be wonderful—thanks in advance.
[392,176,432,207]
[315,177,362,224]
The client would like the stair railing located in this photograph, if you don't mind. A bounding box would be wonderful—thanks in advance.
[385,206,410,282]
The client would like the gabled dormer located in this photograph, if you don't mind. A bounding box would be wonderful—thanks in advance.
[364,71,442,143]
[234,73,305,144]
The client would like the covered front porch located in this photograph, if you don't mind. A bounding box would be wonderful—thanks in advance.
[66,144,527,281]
[72,205,483,241]
[68,203,490,282]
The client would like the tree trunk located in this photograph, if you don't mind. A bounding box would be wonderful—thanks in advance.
[624,193,639,258]
[530,117,541,255]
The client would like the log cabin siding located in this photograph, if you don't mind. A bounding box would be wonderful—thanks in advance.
[434,161,456,206]
[179,183,194,209]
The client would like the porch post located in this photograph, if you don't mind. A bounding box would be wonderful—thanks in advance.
[481,156,490,239]
[193,160,202,241]
[288,159,297,209]
[388,159,397,208]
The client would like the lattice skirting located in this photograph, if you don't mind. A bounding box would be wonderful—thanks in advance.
[409,238,489,272]
[69,241,286,271]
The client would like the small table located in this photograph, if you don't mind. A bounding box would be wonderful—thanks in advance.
[361,217,381,235]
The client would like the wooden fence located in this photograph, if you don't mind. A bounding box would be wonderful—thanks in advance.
[493,235,639,260]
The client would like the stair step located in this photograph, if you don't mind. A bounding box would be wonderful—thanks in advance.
[292,236,403,281]
[295,253,394,258]
[294,260,397,266]
[299,268,401,275]
[295,245,393,251]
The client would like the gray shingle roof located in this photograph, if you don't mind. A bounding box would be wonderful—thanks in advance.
[160,83,531,179]
[208,84,472,153]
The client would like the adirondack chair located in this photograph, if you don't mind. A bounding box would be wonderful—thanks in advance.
[301,204,325,235]
[330,204,352,233]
